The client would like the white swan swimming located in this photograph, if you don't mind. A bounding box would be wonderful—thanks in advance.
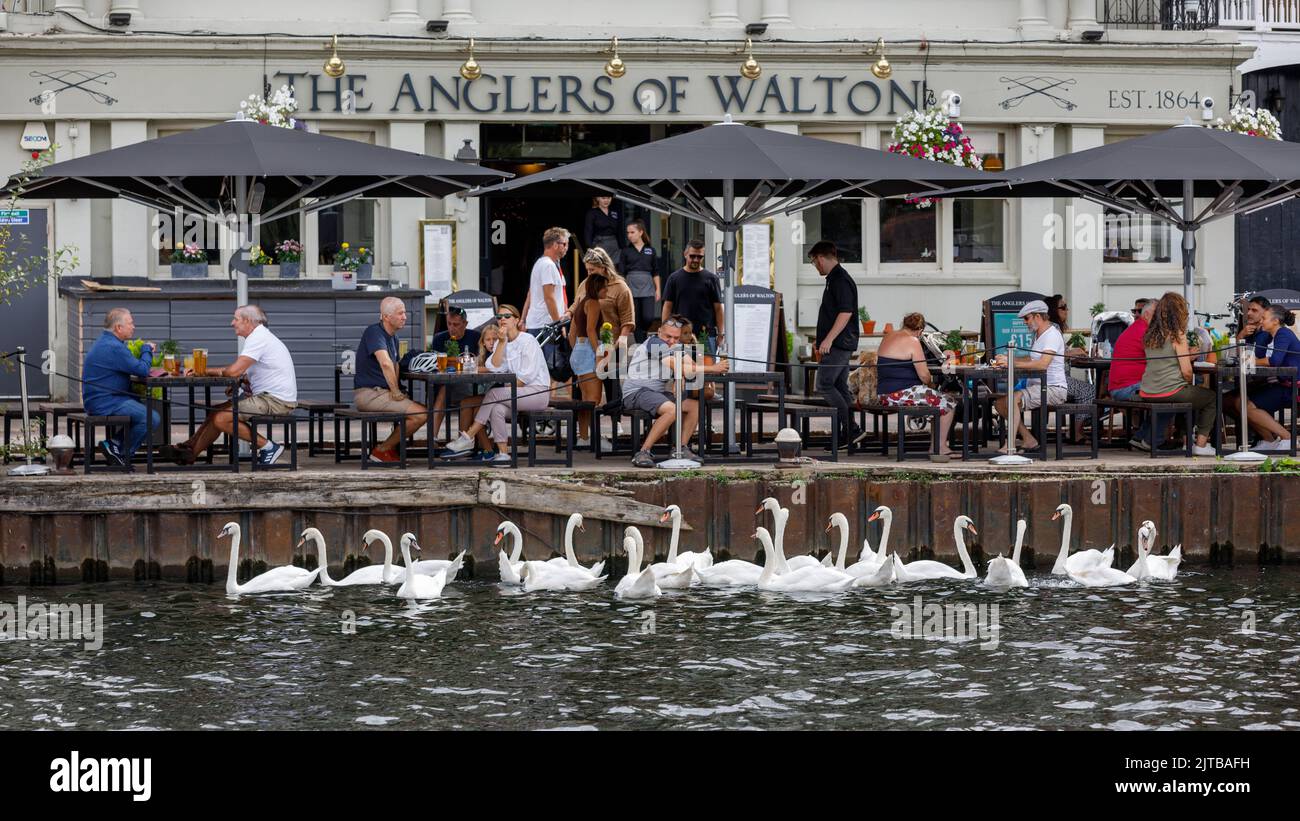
[1126,520,1181,581]
[1067,522,1145,588]
[299,527,401,587]
[826,513,893,588]
[862,505,896,571]
[395,533,449,600]
[493,521,569,586]
[659,505,713,571]
[757,496,826,570]
[1049,503,1114,576]
[984,519,1029,588]
[628,526,694,589]
[560,513,606,577]
[359,529,408,585]
[755,527,854,593]
[221,522,321,595]
[892,515,979,582]
[408,547,467,581]
[522,560,608,592]
[614,533,661,600]
[693,536,765,588]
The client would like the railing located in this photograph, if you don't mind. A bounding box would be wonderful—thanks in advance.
[1100,0,1221,29]
[1215,1,1300,30]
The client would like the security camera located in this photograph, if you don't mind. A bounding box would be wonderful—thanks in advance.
[941,90,961,118]
[1201,96,1215,121]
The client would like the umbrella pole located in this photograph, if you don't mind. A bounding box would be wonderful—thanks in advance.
[1182,179,1196,315]
[722,179,737,455]
[8,347,50,476]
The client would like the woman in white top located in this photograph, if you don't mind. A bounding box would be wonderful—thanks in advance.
[992,299,1069,453]
[441,305,551,465]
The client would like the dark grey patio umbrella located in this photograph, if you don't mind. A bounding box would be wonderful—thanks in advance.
[922,123,1300,313]
[477,118,999,449]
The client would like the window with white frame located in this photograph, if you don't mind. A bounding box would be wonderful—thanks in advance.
[1102,132,1181,266]
[802,131,863,263]
[154,126,222,272]
[953,129,1006,264]
[315,130,377,271]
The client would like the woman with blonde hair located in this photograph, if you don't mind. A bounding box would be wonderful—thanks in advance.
[569,247,635,447]
[1139,292,1217,456]
[875,312,956,456]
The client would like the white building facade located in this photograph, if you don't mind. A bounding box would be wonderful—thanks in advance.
[0,0,1256,378]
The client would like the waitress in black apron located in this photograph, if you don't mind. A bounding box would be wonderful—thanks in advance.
[618,218,660,342]
[583,196,625,263]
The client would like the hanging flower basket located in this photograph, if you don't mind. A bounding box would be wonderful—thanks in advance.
[886,106,983,208]
[1209,105,1282,141]
[236,84,299,129]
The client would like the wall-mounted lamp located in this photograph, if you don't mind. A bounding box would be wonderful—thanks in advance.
[868,38,892,80]
[108,11,131,26]
[460,38,482,81]
[323,35,346,79]
[603,37,626,79]
[738,37,761,80]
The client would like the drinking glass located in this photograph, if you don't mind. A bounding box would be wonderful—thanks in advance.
[399,339,410,359]
[192,348,208,376]
[163,354,178,375]
[183,355,194,373]
[436,352,448,372]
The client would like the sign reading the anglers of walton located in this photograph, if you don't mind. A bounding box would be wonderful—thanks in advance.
[0,210,29,225]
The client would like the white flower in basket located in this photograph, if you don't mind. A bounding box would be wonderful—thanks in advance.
[236,84,299,129]
[886,106,984,208]
[1210,104,1281,140]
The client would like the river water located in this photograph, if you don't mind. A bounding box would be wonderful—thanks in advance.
[1,568,1297,730]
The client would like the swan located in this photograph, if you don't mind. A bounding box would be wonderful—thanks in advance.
[359,529,408,584]
[755,527,854,593]
[628,526,694,589]
[659,505,713,571]
[1068,523,1146,587]
[614,534,661,600]
[220,522,321,595]
[826,513,893,588]
[862,505,895,570]
[693,537,765,588]
[408,548,467,581]
[892,515,979,582]
[395,533,448,600]
[984,519,1029,588]
[559,513,606,577]
[520,560,608,592]
[1126,520,1181,581]
[757,497,823,571]
[1049,503,1114,575]
[494,521,561,585]
[298,527,402,587]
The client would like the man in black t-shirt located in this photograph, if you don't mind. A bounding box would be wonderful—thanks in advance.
[425,306,483,443]
[661,239,725,353]
[810,241,860,445]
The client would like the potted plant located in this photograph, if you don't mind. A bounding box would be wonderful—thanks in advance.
[858,307,875,334]
[941,328,964,363]
[445,338,460,373]
[335,242,373,279]
[275,239,303,278]
[247,245,272,278]
[1068,331,1088,353]
[169,242,208,279]
[1090,302,1106,317]
[886,105,983,208]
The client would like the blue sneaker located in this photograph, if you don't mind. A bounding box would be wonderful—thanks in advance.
[256,441,285,466]
[469,450,501,463]
[98,439,125,467]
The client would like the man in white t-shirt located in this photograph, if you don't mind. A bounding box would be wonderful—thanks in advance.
[172,305,298,467]
[992,299,1068,453]
[521,226,571,336]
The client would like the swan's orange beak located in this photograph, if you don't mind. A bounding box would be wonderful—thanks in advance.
[754,505,765,515]
[1051,511,1061,521]
[824,520,834,533]
[867,511,881,523]
[493,531,504,546]
[295,537,306,549]
[966,524,978,535]
[659,511,671,523]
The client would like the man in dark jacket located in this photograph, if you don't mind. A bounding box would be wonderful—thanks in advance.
[810,241,860,445]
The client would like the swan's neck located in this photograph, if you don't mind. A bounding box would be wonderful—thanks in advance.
[225,530,241,594]
[508,525,523,564]
[774,510,790,573]
[666,512,681,563]
[758,534,778,584]
[1011,524,1025,566]
[378,534,394,583]
[314,533,335,584]
[878,513,893,560]
[630,528,645,569]
[626,539,640,576]
[1051,510,1072,573]
[954,523,976,577]
[400,540,415,576]
[564,516,580,567]
[834,521,849,570]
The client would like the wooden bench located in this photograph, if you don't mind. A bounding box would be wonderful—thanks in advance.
[740,401,839,460]
[296,399,345,457]
[549,398,597,454]
[34,401,82,438]
[246,414,299,472]
[1043,402,1100,460]
[1096,398,1194,458]
[521,407,576,467]
[66,412,131,474]
[333,408,408,468]
[859,403,942,461]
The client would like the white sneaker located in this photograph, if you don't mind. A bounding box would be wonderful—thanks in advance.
[1259,438,1292,452]
[575,437,591,448]
[444,431,475,455]
[1191,444,1216,457]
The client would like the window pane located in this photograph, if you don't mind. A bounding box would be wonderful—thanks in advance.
[953,200,1004,263]
[318,200,376,266]
[157,211,222,267]
[254,215,301,264]
[880,200,937,263]
[803,200,863,263]
[1103,203,1176,264]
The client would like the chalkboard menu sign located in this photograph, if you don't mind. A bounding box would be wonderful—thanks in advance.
[730,285,781,378]
[983,290,1046,357]
[1253,289,1300,311]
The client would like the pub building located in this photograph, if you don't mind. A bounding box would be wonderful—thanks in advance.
[0,1,1259,403]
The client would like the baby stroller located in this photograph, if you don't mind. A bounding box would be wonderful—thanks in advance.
[1089,310,1134,358]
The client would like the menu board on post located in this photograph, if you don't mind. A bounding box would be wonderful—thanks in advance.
[983,290,1046,357]
[729,285,781,382]
[443,290,497,332]
[420,219,456,305]
[739,220,774,287]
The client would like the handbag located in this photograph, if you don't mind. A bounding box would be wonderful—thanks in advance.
[547,334,574,382]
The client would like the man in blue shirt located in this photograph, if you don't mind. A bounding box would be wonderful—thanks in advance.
[353,297,426,462]
[81,307,158,467]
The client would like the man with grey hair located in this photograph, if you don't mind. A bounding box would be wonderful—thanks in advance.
[354,296,426,462]
[81,307,159,467]
[171,304,297,467]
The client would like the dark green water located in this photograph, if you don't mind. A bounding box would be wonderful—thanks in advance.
[1,568,1298,730]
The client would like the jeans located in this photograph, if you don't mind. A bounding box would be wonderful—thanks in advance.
[85,396,159,457]
[1110,383,1164,447]
[816,346,856,437]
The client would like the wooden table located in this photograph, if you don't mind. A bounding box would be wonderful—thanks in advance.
[134,374,242,474]
[402,370,519,468]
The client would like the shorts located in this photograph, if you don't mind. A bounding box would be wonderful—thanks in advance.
[625,388,674,416]
[1018,384,1069,410]
[569,339,596,376]
[1250,382,1294,413]
[238,392,296,416]
[877,385,954,415]
[354,386,424,415]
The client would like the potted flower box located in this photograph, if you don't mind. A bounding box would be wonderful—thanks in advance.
[275,239,303,278]
[335,242,373,282]
[168,242,209,279]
